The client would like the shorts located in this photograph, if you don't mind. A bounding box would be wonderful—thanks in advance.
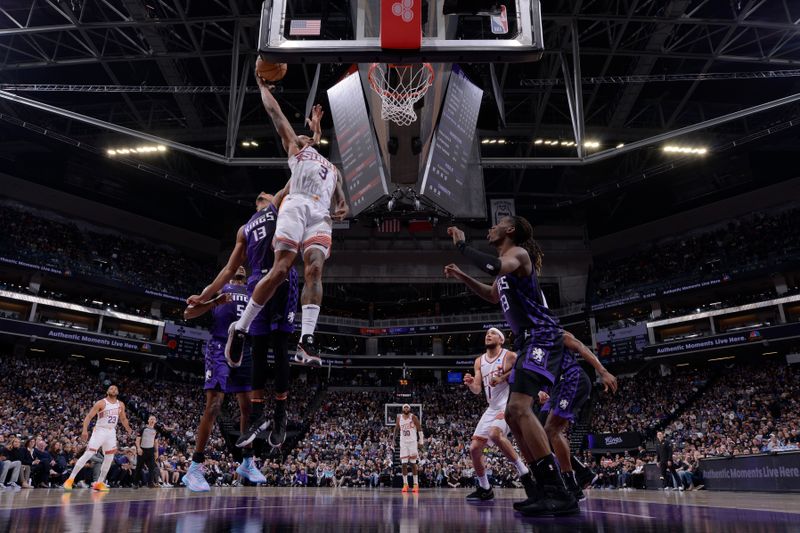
[204,338,253,394]
[88,427,117,453]
[472,407,510,445]
[247,269,299,335]
[399,440,418,463]
[273,194,332,258]
[540,367,592,423]
[508,333,564,396]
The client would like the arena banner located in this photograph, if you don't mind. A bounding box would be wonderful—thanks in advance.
[644,322,800,357]
[0,317,169,356]
[700,452,800,492]
[586,432,642,450]
[490,198,515,225]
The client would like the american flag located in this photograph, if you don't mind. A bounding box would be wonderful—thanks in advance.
[290,19,321,36]
[379,219,401,233]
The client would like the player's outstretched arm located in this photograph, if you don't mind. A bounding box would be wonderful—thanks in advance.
[306,104,324,146]
[332,169,349,220]
[563,331,618,393]
[491,350,517,385]
[447,226,528,277]
[255,66,300,156]
[444,263,499,304]
[187,226,247,308]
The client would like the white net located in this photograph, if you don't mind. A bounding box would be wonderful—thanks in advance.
[368,63,434,127]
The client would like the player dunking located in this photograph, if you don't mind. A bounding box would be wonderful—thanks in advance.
[444,216,578,516]
[63,385,132,492]
[188,189,300,451]
[463,328,535,501]
[227,63,349,365]
[394,404,424,493]
[539,331,617,500]
[182,267,267,492]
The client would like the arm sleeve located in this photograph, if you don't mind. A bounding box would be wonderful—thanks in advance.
[456,241,502,275]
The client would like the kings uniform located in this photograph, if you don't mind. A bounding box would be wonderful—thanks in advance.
[540,346,592,422]
[496,269,565,394]
[243,203,299,335]
[205,284,253,393]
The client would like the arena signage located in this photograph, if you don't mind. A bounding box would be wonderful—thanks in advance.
[586,432,641,450]
[0,317,169,356]
[700,452,800,492]
[590,275,732,311]
[644,322,800,357]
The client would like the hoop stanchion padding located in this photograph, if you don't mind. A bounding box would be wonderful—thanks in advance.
[368,63,434,126]
[380,0,422,49]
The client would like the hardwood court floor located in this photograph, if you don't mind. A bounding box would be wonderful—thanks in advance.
[0,486,798,532]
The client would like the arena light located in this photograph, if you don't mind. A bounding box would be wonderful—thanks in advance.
[241,140,259,148]
[675,363,689,367]
[534,139,543,144]
[71,354,85,358]
[319,138,329,145]
[662,145,708,155]
[763,351,778,355]
[107,144,166,156]
[30,348,45,352]
[616,143,625,149]
[583,141,601,149]
[106,357,130,364]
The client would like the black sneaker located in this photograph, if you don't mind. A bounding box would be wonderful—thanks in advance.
[225,323,248,367]
[517,485,580,517]
[267,409,288,448]
[563,472,585,502]
[236,416,272,448]
[513,473,539,510]
[466,486,494,501]
[572,457,597,489]
[294,335,322,366]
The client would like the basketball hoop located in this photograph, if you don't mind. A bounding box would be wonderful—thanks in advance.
[368,63,434,127]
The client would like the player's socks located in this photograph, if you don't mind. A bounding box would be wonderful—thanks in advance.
[477,474,490,490]
[268,398,287,448]
[237,300,264,332]
[514,458,529,476]
[412,475,418,486]
[301,304,320,337]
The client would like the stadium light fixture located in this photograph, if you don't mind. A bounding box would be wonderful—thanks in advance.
[320,139,329,145]
[708,356,735,362]
[534,139,543,144]
[30,348,45,353]
[107,144,166,156]
[616,143,625,149]
[663,145,708,155]
[584,141,601,149]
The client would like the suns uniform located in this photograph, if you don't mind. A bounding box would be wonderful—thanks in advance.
[472,349,512,445]
[397,414,419,464]
[88,399,120,453]
[274,146,338,258]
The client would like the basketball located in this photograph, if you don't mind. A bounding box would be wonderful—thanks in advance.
[256,57,287,82]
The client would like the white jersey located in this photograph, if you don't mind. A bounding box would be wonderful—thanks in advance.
[287,146,337,209]
[480,350,510,411]
[94,399,120,431]
[398,414,418,443]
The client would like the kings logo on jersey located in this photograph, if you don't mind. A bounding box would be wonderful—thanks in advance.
[531,347,545,364]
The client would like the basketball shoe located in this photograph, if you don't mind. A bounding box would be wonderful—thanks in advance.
[466,486,494,501]
[294,335,322,366]
[401,484,409,493]
[412,484,419,494]
[562,471,585,502]
[182,462,210,492]
[225,324,247,367]
[62,478,74,491]
[91,482,110,492]
[268,409,287,449]
[513,472,540,510]
[237,417,272,448]
[236,457,266,484]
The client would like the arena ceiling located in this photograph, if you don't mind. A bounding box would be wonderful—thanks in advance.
[1,0,800,238]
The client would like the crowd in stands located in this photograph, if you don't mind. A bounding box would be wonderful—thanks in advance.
[0,203,215,299]
[591,205,800,303]
[2,349,798,492]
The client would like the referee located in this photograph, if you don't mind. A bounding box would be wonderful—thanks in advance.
[134,415,160,488]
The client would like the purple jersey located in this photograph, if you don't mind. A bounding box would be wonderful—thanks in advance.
[561,348,580,373]
[243,204,278,277]
[496,269,561,346]
[210,283,249,339]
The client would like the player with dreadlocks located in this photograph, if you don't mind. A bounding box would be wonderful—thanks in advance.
[444,216,578,517]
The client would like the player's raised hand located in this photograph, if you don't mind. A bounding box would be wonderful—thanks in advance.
[444,263,464,279]
[306,104,324,131]
[332,201,349,221]
[489,375,501,387]
[463,373,474,386]
[447,226,466,246]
